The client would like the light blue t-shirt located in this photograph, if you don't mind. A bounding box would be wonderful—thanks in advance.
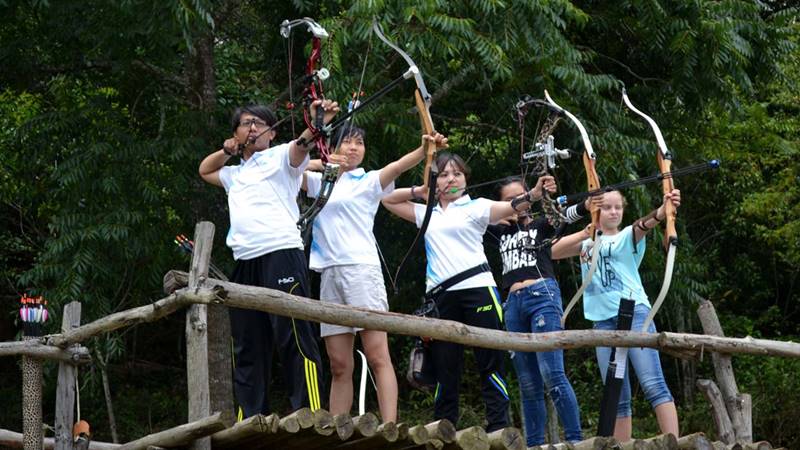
[580,225,651,321]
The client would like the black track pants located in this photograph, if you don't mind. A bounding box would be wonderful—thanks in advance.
[229,248,324,419]
[430,286,510,431]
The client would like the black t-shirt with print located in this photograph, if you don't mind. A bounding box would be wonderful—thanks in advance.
[486,218,558,292]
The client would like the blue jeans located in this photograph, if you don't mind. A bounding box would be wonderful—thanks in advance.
[504,279,583,446]
[594,303,674,417]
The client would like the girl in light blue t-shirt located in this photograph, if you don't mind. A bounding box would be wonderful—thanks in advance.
[552,189,681,442]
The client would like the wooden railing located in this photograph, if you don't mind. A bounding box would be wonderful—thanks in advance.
[1,221,794,449]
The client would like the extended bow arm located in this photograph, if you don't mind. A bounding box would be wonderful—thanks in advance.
[543,90,603,327]
[622,88,677,331]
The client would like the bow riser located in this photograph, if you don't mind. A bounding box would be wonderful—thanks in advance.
[584,152,602,235]
[657,151,678,250]
[416,90,436,190]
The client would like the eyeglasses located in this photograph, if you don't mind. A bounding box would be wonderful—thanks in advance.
[238,118,269,129]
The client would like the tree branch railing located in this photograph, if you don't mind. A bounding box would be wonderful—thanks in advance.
[0,340,91,364]
[3,271,791,360]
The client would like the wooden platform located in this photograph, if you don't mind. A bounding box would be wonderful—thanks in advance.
[0,410,782,450]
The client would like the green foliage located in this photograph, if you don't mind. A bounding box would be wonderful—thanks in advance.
[1,0,799,446]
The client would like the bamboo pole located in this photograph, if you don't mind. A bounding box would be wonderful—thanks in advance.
[263,409,335,449]
[548,443,576,450]
[249,408,315,449]
[382,423,429,449]
[572,436,619,449]
[619,439,646,450]
[350,413,379,439]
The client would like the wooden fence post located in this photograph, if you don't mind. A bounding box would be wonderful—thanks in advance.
[697,299,752,443]
[54,302,82,450]
[184,222,233,448]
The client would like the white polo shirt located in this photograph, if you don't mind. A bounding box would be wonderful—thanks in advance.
[413,195,497,292]
[307,168,393,271]
[219,143,309,260]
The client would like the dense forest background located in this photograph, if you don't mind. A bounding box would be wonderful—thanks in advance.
[1,0,798,446]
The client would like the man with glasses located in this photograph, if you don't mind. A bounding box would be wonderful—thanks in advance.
[199,100,339,419]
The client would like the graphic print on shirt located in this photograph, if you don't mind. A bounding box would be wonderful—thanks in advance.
[499,228,541,275]
[585,239,624,295]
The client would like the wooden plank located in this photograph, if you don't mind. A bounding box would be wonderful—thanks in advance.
[54,302,82,450]
[186,221,215,450]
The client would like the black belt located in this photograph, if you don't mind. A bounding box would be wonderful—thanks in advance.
[424,262,491,301]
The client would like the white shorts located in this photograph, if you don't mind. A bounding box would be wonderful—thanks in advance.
[319,264,389,338]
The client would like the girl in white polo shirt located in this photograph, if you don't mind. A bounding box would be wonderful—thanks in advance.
[381,152,555,431]
[303,127,449,423]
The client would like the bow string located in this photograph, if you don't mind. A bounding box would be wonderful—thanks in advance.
[371,19,438,292]
[543,90,603,328]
